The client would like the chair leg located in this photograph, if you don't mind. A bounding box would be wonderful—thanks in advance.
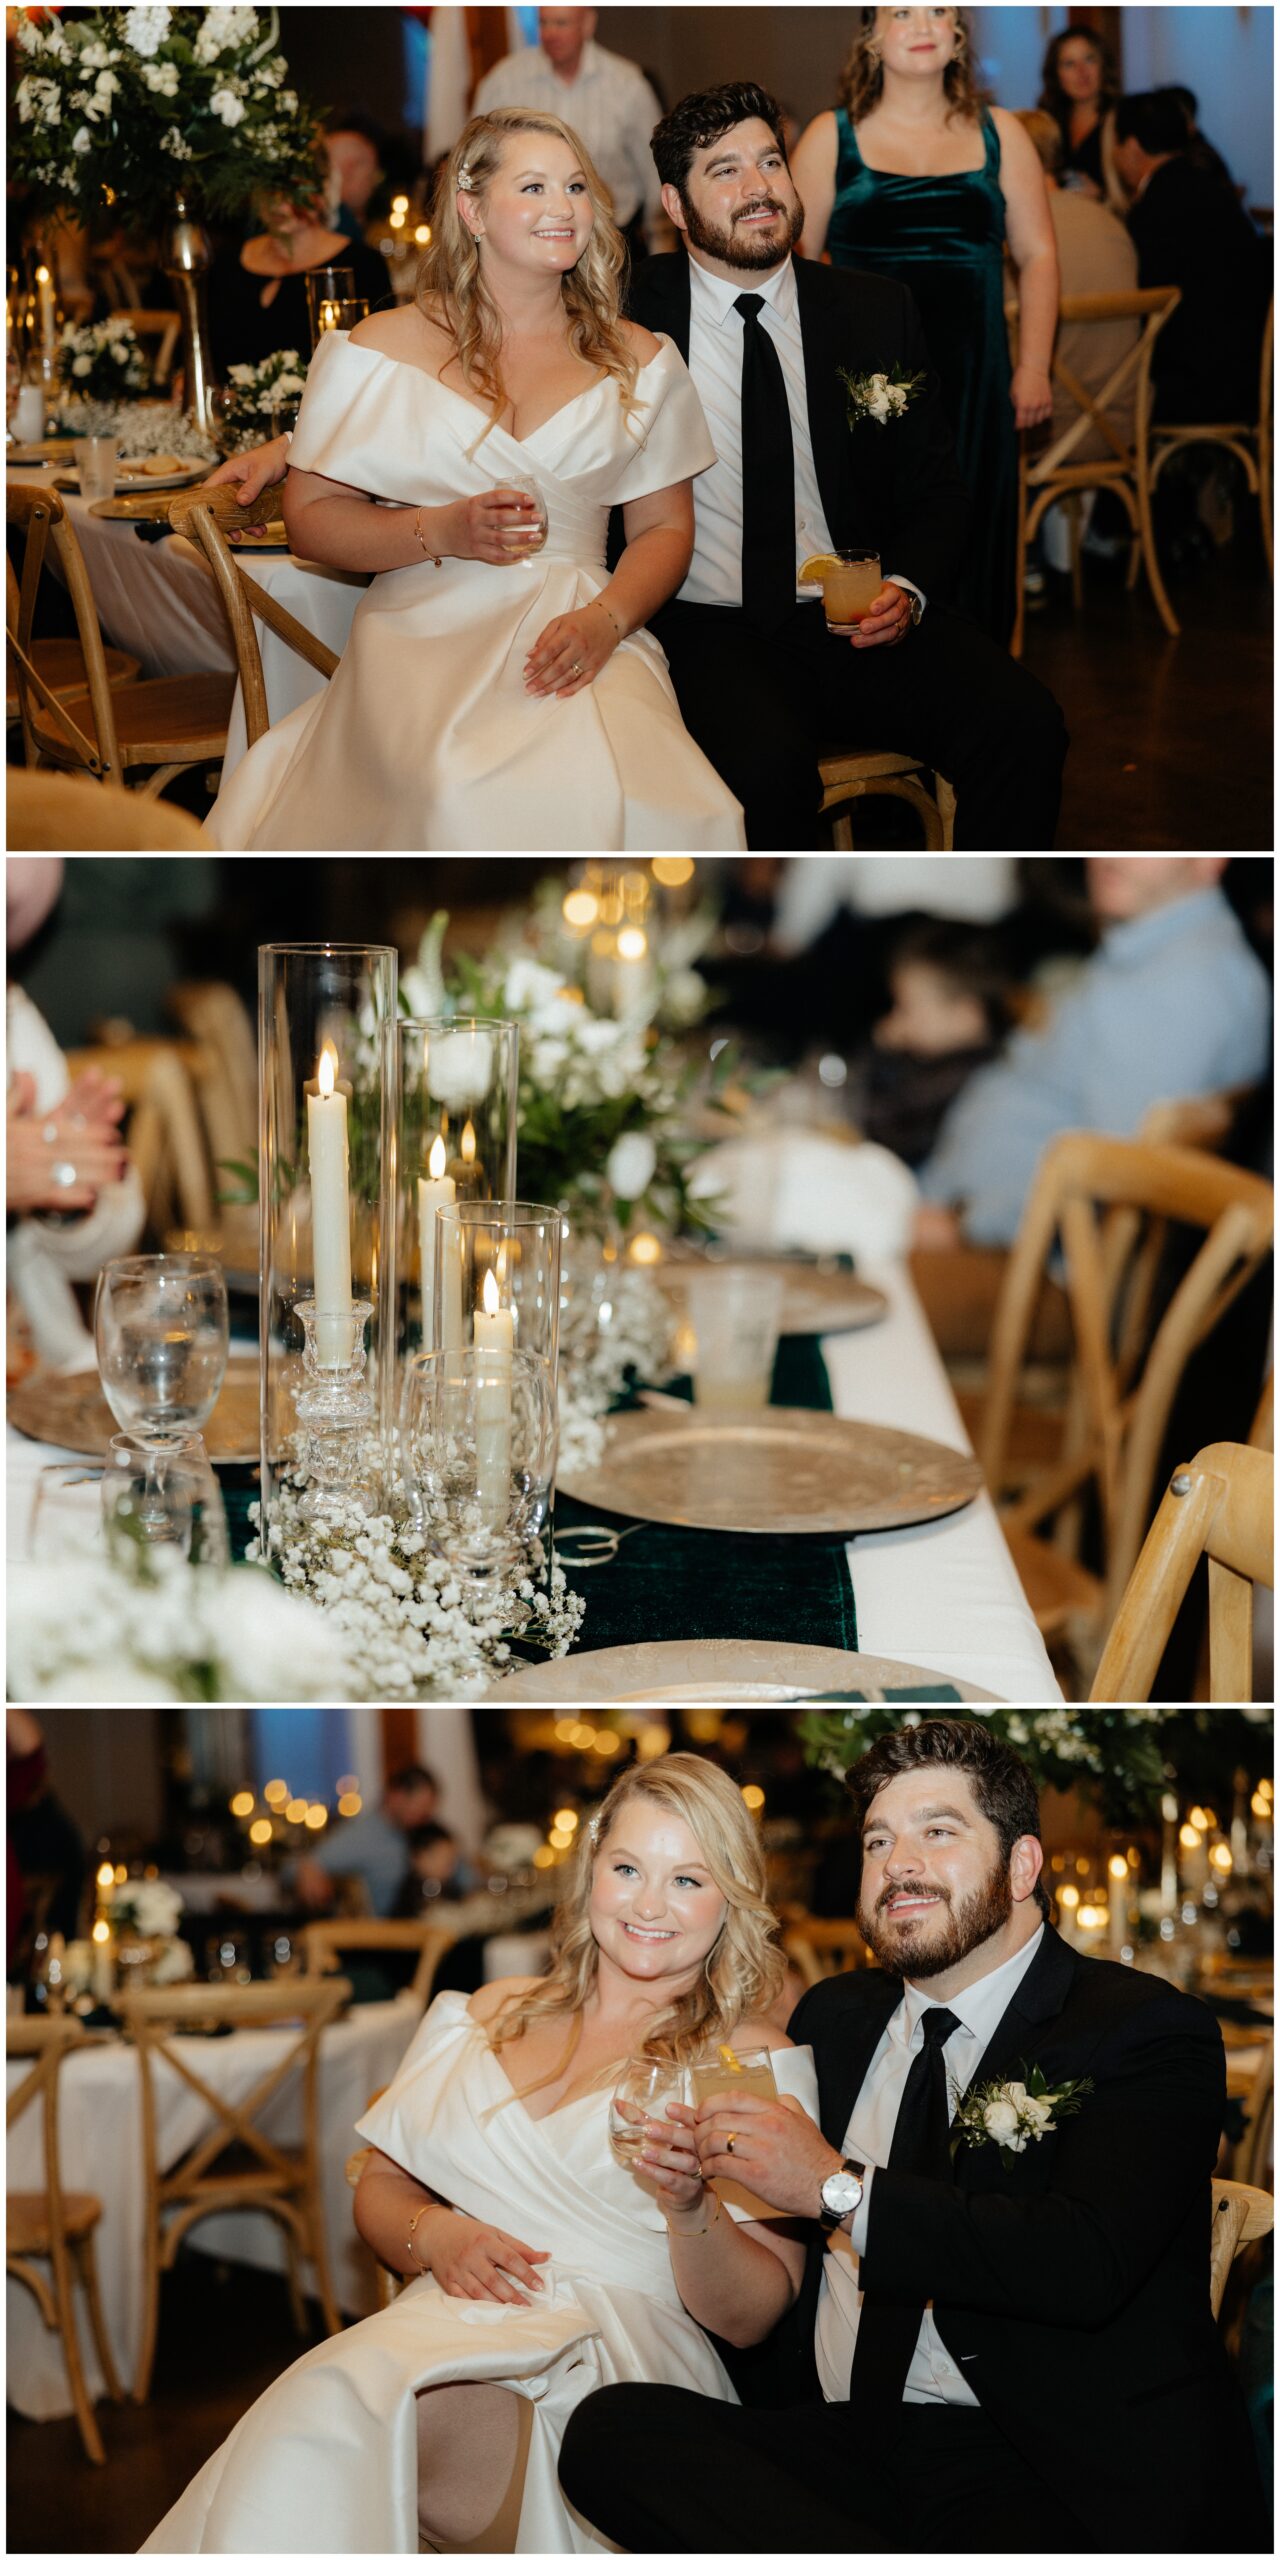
[1068,494,1084,612]
[1135,447,1181,635]
[48,2232,107,2465]
[935,774,957,850]
[282,2221,310,2337]
[304,2185,344,2338]
[131,2201,162,2404]
[73,2227,126,2403]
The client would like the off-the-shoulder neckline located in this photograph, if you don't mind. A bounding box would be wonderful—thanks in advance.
[321,328,674,449]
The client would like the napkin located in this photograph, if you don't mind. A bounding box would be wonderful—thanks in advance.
[688,1131,918,1259]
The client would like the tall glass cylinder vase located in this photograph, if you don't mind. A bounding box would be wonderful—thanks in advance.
[432,1201,561,1373]
[258,942,398,1541]
[396,1018,519,1362]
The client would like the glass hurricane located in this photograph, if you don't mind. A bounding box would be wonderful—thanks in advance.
[400,1345,555,1589]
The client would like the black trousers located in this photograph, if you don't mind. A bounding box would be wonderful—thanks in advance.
[558,2386,1100,2555]
[652,599,1068,852]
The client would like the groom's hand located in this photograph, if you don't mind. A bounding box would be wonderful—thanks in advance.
[849,582,913,649]
[693,2093,844,2218]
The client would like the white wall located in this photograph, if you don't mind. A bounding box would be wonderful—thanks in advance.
[1121,3,1273,209]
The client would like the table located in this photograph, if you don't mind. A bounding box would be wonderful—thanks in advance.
[6,1993,420,2420]
[7,459,363,785]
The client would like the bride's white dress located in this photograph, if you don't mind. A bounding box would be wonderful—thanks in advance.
[205,330,745,852]
[140,1991,818,2554]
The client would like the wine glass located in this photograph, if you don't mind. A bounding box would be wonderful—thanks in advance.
[608,2058,688,2166]
[101,1430,230,1567]
[400,1346,556,1588]
[94,1253,229,1447]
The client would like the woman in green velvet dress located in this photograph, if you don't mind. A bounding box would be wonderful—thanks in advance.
[792,6,1058,646]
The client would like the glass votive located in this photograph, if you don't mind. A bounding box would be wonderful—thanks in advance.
[685,1266,783,1410]
[73,435,119,501]
[433,1199,562,1374]
[304,266,356,346]
[400,1345,556,1583]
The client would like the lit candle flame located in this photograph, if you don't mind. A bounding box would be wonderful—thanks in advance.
[317,1041,338,1098]
[482,1267,500,1316]
[428,1132,447,1179]
[461,1119,476,1163]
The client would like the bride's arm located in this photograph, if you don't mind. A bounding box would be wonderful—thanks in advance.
[282,463,544,572]
[595,481,694,637]
[353,2144,451,2277]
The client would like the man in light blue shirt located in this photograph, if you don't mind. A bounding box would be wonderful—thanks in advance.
[293,1765,439,1918]
[915,859,1271,1248]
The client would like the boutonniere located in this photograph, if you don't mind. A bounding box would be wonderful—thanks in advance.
[951,2061,1094,2164]
[838,364,926,430]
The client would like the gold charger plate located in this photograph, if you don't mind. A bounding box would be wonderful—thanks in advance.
[87,489,187,521]
[657,1260,887,1338]
[55,463,204,497]
[7,1355,260,1465]
[492,1639,999,1703]
[556,1406,983,1535]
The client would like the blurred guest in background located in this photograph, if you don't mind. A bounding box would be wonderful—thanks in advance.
[1037,20,1124,209]
[914,857,1273,1249]
[1113,91,1270,425]
[1164,86,1236,194]
[6,858,143,1371]
[293,1764,440,1916]
[7,1707,87,1972]
[392,1822,466,1915]
[475,8,671,259]
[856,919,1012,1169]
[322,109,392,242]
[207,189,391,374]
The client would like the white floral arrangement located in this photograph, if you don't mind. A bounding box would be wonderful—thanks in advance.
[10,6,319,229]
[102,1875,184,1938]
[838,363,926,431]
[218,346,308,451]
[55,314,150,402]
[249,1477,585,1701]
[7,1555,354,1702]
[44,396,218,462]
[952,2062,1093,2161]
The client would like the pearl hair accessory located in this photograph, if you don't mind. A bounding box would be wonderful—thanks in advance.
[457,165,474,191]
[587,1811,601,1847]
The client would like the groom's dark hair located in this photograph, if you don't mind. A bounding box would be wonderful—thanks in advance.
[847,1719,1053,1920]
[651,83,789,198]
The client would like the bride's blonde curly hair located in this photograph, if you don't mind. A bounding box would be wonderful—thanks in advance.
[486,1753,784,2093]
[418,109,638,439]
[840,7,989,129]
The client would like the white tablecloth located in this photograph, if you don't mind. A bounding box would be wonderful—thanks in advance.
[6,1993,420,2419]
[827,1259,1062,1703]
[9,460,363,784]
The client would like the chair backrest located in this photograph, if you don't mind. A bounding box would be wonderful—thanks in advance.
[1234,2035,1274,2194]
[111,308,181,386]
[167,485,338,749]
[980,1134,1274,1616]
[66,1035,216,1233]
[1209,2176,1275,2320]
[1137,1088,1253,1152]
[6,482,125,782]
[1090,1440,1273,1701]
[7,2014,85,2255]
[304,1919,457,2011]
[1021,287,1182,483]
[165,981,258,1164]
[781,1921,867,1988]
[7,767,208,849]
[117,1980,349,2226]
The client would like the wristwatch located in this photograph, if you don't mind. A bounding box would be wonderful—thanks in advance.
[898,586,924,627]
[818,2157,867,2231]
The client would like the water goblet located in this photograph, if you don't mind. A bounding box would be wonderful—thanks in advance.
[94,1252,229,1447]
[101,1430,230,1567]
[608,2058,688,2167]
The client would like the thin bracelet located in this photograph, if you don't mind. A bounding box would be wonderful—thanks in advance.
[590,596,622,642]
[412,505,443,567]
[407,2201,438,2264]
[669,2191,723,2239]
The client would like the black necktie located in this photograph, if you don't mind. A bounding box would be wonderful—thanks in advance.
[734,292,796,630]
[847,2005,962,2426]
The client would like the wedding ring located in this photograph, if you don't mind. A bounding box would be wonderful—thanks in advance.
[570,660,583,676]
[51,1160,78,1189]
[725,2132,736,2155]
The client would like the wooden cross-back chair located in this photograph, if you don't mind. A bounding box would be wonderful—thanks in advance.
[1149,297,1273,580]
[1209,2178,1274,2322]
[167,484,339,751]
[979,1134,1274,1652]
[1009,284,1183,655]
[165,980,258,1167]
[7,2015,124,2464]
[304,1919,458,2015]
[781,1920,869,1988]
[109,306,181,388]
[66,1035,216,1235]
[117,1978,348,2403]
[6,482,234,796]
[7,767,207,848]
[6,545,139,730]
[1090,1439,1272,1702]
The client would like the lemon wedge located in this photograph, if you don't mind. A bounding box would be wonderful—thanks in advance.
[798,552,841,584]
[718,2043,743,2071]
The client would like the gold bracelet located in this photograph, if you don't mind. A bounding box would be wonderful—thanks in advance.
[590,596,622,642]
[412,506,442,567]
[669,2192,723,2239]
[407,2201,437,2264]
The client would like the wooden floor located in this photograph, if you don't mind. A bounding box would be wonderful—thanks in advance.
[8,2254,325,2555]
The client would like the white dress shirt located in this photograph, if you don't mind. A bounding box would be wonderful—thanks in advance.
[814,1923,1046,2406]
[473,40,668,247]
[681,253,924,616]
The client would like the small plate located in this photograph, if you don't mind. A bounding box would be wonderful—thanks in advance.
[7,1355,260,1465]
[557,1405,983,1536]
[491,1639,999,1703]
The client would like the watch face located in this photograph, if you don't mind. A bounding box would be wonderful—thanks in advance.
[823,2171,862,2215]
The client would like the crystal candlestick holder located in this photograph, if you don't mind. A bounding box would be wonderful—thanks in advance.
[292,1297,376,1512]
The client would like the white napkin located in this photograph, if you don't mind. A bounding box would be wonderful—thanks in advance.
[688,1130,919,1260]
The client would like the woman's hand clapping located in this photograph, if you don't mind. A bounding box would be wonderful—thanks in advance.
[445,487,544,566]
[417,2208,551,2305]
[6,1070,128,1215]
[525,598,620,698]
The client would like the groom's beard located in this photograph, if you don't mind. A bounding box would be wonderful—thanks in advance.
[679,189,805,271]
[858,1856,1015,1979]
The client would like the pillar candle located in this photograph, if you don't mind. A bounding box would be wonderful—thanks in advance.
[417,1133,456,1348]
[1107,1857,1130,1959]
[306,1042,352,1364]
[474,1267,514,1529]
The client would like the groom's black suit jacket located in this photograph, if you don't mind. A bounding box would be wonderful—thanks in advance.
[721,1923,1267,2556]
[623,250,971,608]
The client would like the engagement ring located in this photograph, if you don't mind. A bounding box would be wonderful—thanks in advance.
[51,1160,78,1189]
[725,2132,736,2155]
[571,660,583,676]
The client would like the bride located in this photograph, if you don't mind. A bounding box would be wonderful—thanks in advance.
[140,1755,816,2553]
[206,110,745,853]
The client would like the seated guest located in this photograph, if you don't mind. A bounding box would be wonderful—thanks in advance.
[292,1763,440,1916]
[1164,86,1236,195]
[913,856,1272,1250]
[1113,91,1270,422]
[206,190,391,374]
[1037,19,1126,211]
[1013,109,1139,460]
[856,920,1012,1170]
[322,108,392,242]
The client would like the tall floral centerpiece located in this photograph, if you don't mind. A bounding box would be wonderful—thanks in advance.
[9,5,320,437]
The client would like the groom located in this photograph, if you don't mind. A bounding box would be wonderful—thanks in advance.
[559,1717,1267,2555]
[625,84,1068,850]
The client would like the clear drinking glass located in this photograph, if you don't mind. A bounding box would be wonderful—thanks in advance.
[73,435,119,501]
[494,473,548,562]
[304,265,357,346]
[608,2057,688,2165]
[433,1200,562,1369]
[687,2044,778,2108]
[28,1461,105,1561]
[101,1429,230,1566]
[400,1345,556,1584]
[821,548,883,636]
[94,1253,229,1445]
[685,1267,783,1410]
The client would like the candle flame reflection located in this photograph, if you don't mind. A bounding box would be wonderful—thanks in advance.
[461,1119,477,1163]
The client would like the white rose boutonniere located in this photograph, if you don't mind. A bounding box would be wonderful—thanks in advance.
[839,363,926,432]
[952,2060,1093,2163]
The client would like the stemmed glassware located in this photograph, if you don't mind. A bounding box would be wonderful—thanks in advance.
[101,1430,230,1567]
[94,1253,229,1444]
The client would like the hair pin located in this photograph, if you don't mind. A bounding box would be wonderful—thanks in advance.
[457,164,474,192]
